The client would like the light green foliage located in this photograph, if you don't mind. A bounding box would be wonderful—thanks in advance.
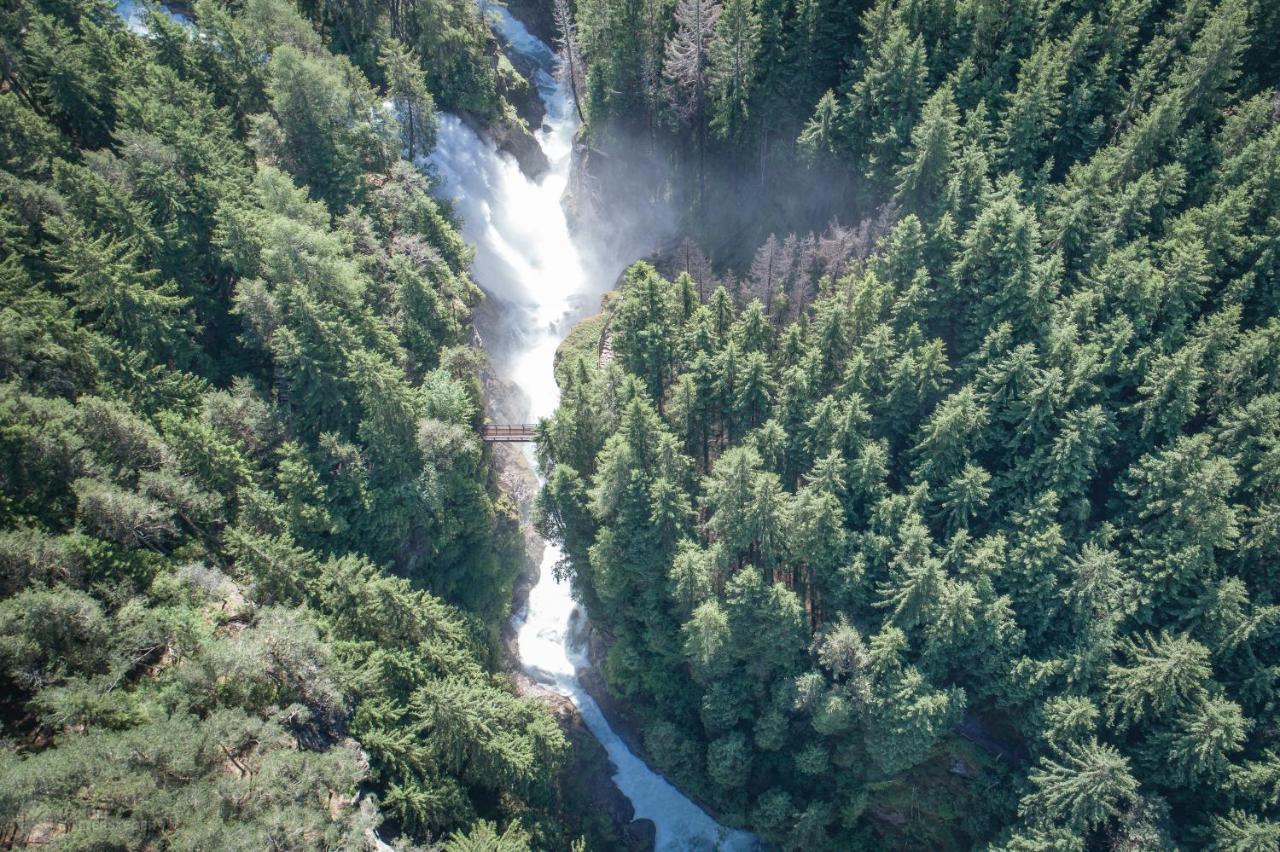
[1210,810,1280,851]
[1104,632,1213,729]
[5,0,1280,847]
[1020,740,1139,834]
[0,0,575,847]
[252,44,397,211]
[445,819,534,851]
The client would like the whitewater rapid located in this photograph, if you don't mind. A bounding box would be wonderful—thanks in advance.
[428,5,754,851]
[110,1,746,846]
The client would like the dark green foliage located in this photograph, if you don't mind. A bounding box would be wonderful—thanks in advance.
[298,0,502,116]
[0,0,575,847]
[540,1,1280,845]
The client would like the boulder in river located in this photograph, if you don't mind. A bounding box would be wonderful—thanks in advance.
[462,111,550,180]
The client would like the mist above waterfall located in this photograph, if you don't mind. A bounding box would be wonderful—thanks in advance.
[428,11,669,416]
[424,6,753,850]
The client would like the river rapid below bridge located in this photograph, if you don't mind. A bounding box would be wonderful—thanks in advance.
[427,4,756,851]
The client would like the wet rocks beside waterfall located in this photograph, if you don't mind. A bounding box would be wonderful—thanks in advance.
[466,0,554,181]
[513,673,657,852]
[502,0,557,45]
[461,111,549,181]
[562,131,599,233]
[503,70,547,132]
[493,34,548,130]
[561,127,678,268]
[477,354,654,852]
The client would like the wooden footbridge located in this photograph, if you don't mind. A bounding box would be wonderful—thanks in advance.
[481,423,538,443]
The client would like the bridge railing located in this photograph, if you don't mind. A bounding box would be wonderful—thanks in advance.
[480,423,539,442]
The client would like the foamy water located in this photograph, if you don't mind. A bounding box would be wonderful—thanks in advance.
[114,0,748,845]
[114,0,190,32]
[429,5,755,849]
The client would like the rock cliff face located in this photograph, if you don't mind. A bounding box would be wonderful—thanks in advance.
[463,110,550,180]
[563,131,600,232]
[500,61,547,130]
[515,673,658,852]
[470,0,555,180]
[502,0,557,45]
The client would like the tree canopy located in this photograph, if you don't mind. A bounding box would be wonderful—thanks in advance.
[0,1,600,848]
[540,0,1280,846]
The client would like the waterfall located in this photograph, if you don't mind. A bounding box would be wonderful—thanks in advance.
[114,1,190,32]
[429,5,755,850]
[112,0,749,844]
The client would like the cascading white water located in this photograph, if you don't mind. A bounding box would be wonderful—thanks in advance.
[114,0,191,32]
[113,1,747,844]
[429,6,755,850]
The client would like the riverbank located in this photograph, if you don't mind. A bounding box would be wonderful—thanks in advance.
[455,3,753,849]
[477,294,656,852]
[545,284,746,834]
[468,6,659,842]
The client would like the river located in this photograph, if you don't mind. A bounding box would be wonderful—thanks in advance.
[113,0,751,846]
[428,5,755,851]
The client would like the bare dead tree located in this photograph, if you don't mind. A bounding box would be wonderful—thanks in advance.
[663,0,723,201]
[748,233,780,314]
[722,271,742,302]
[816,221,857,283]
[792,233,819,314]
[766,232,797,320]
[759,207,902,322]
[674,237,714,298]
[552,0,586,124]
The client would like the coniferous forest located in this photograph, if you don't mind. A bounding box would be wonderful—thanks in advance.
[540,0,1280,848]
[0,0,591,848]
[1,0,1279,850]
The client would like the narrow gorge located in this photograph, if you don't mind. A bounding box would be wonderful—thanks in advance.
[428,4,756,850]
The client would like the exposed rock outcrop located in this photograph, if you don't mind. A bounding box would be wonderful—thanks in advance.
[501,64,547,130]
[462,111,550,180]
[502,0,556,45]
[513,676,657,852]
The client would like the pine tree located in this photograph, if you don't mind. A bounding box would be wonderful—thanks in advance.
[797,88,840,159]
[1151,696,1249,787]
[896,84,960,220]
[1105,632,1213,729]
[663,0,722,194]
[999,36,1069,181]
[253,45,396,210]
[1019,740,1140,834]
[950,181,1049,351]
[1210,810,1280,851]
[47,217,195,368]
[839,20,929,187]
[708,0,760,142]
[380,38,438,160]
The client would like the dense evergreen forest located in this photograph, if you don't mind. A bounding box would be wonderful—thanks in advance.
[539,0,1280,848]
[3,0,1280,849]
[0,1,608,848]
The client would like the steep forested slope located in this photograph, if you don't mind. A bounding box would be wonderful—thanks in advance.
[0,1,588,848]
[540,0,1280,848]
[570,0,1280,255]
